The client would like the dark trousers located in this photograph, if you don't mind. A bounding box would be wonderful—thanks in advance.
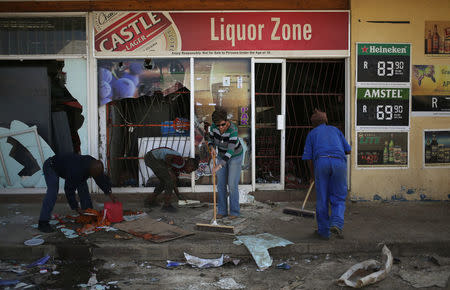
[39,158,93,222]
[144,152,175,203]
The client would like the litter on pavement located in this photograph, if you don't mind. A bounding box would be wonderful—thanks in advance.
[27,255,50,268]
[336,245,393,288]
[235,233,293,271]
[184,252,224,268]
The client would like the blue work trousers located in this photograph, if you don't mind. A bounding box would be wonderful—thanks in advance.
[216,154,243,217]
[314,157,348,238]
[39,158,92,222]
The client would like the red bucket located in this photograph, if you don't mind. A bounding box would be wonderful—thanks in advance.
[103,202,123,223]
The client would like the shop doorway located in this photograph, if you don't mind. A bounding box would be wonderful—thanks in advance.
[254,59,286,190]
[254,59,346,190]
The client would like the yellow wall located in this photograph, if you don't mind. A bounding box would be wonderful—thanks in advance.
[350,0,450,201]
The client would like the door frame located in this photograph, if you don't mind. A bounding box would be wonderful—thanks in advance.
[252,58,286,191]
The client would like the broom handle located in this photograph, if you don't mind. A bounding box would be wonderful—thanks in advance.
[301,181,315,210]
[212,154,217,221]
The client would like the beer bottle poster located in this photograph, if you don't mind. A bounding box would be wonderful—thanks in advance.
[356,87,410,128]
[424,130,450,167]
[424,21,450,56]
[357,131,408,168]
[356,43,411,84]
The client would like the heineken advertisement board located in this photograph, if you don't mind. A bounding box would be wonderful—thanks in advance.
[356,87,410,127]
[356,43,411,84]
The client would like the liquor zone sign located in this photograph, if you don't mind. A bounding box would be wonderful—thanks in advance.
[94,11,349,57]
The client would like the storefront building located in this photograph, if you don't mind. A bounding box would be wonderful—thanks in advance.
[350,0,450,201]
[0,0,447,201]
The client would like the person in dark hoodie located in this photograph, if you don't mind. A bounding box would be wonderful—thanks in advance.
[38,153,116,233]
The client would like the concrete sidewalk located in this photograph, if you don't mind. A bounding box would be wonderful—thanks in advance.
[0,197,449,263]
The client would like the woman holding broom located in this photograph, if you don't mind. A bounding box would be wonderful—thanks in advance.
[208,107,244,219]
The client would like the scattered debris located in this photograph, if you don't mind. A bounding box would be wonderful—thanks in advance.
[114,234,133,240]
[166,261,185,268]
[428,256,440,266]
[0,279,19,286]
[336,245,393,288]
[236,233,293,271]
[123,212,147,222]
[87,273,98,286]
[276,262,291,270]
[24,237,44,246]
[184,253,224,269]
[399,267,450,288]
[178,200,201,207]
[27,255,50,268]
[214,277,246,289]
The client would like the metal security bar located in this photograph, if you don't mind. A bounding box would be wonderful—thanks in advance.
[285,59,345,188]
[106,90,190,187]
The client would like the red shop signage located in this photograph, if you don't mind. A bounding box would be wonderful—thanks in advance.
[94,11,349,55]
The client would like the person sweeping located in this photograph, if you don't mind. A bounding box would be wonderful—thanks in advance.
[208,107,243,219]
[302,109,351,240]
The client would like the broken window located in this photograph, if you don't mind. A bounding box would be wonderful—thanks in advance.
[100,59,191,187]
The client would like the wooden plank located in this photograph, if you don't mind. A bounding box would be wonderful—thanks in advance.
[0,0,349,13]
[114,216,194,243]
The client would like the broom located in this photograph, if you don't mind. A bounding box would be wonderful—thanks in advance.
[283,181,316,218]
[196,154,234,233]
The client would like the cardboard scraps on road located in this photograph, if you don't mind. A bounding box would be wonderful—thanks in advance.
[114,216,194,243]
[336,245,393,288]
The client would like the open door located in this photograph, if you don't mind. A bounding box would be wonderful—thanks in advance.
[253,59,286,190]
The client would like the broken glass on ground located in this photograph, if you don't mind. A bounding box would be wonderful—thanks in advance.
[235,233,293,271]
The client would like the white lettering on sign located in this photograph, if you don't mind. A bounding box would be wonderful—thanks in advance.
[99,12,161,51]
[432,97,438,108]
[210,17,311,47]
[369,45,407,54]
[271,18,311,40]
[363,89,403,99]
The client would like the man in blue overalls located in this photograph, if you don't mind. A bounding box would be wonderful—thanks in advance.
[302,109,351,240]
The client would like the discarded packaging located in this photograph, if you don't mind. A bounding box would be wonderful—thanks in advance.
[166,261,186,268]
[123,212,147,222]
[184,253,224,269]
[27,255,50,268]
[276,262,291,270]
[24,238,44,246]
[336,245,393,288]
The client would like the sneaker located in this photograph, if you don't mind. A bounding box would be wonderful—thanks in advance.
[38,221,54,233]
[228,215,238,220]
[161,204,177,212]
[330,226,344,239]
[314,230,329,241]
[216,214,225,219]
